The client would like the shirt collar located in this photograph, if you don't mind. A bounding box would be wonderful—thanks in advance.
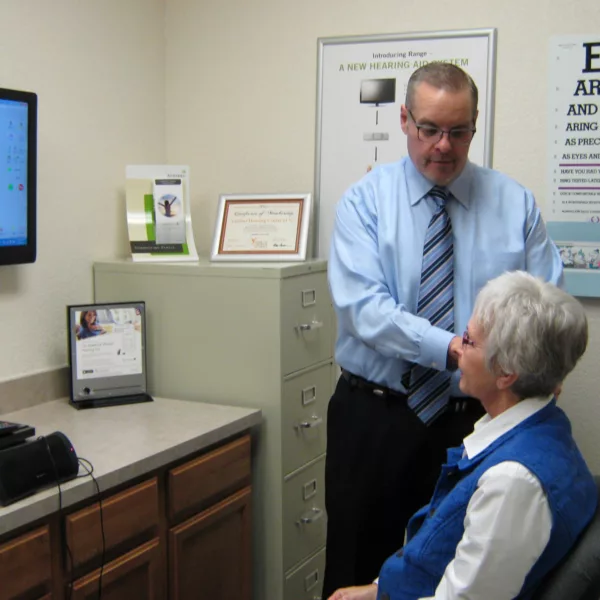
[463,396,554,460]
[405,157,473,209]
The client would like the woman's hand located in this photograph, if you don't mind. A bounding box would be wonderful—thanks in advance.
[328,583,378,600]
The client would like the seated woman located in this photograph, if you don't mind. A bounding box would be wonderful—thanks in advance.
[76,310,106,340]
[329,271,597,600]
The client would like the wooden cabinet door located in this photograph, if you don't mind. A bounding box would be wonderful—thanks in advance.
[168,436,251,522]
[0,525,52,600]
[169,486,251,600]
[69,538,161,600]
[66,477,159,572]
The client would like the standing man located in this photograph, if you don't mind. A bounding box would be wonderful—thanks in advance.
[323,62,563,598]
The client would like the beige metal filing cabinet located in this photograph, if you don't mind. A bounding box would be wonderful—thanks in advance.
[94,259,334,600]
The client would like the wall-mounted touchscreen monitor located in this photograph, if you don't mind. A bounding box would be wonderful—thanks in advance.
[0,87,37,265]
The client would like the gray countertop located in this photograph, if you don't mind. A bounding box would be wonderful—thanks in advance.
[0,397,262,536]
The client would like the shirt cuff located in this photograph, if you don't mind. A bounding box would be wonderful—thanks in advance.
[419,326,455,371]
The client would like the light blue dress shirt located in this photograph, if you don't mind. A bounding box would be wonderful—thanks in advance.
[328,157,564,395]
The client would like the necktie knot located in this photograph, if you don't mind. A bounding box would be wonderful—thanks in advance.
[429,185,449,207]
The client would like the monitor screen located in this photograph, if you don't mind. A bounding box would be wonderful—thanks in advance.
[359,78,396,106]
[67,301,149,405]
[0,87,37,265]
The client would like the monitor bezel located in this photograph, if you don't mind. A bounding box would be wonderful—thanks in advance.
[0,87,37,266]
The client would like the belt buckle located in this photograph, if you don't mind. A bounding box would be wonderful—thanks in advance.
[454,400,467,413]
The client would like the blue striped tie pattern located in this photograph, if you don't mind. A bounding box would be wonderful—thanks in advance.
[406,186,454,425]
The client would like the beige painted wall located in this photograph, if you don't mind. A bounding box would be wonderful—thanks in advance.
[0,1,166,381]
[0,0,598,471]
[164,0,600,470]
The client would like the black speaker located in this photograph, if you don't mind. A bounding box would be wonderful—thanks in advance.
[0,432,79,506]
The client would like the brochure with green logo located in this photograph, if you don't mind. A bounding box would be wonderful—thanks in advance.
[125,165,198,262]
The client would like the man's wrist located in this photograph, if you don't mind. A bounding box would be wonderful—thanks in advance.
[447,335,462,370]
[420,327,455,371]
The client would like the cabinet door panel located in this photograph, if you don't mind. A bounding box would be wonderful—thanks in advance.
[169,486,251,600]
[168,435,250,522]
[69,538,161,600]
[0,525,52,599]
[66,477,159,571]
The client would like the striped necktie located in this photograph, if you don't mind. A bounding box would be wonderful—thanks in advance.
[406,186,454,424]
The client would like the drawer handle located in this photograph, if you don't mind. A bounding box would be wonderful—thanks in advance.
[297,507,324,526]
[297,320,323,332]
[295,415,323,430]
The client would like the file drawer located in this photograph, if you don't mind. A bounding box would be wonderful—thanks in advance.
[283,456,327,572]
[168,435,251,522]
[281,272,333,375]
[284,547,326,600]
[66,477,159,570]
[282,362,332,475]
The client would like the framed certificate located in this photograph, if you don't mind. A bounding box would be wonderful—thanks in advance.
[210,193,312,261]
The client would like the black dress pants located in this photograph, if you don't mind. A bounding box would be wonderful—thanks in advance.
[322,374,484,599]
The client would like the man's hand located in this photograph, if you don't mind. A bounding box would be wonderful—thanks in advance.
[328,583,378,600]
[447,335,462,371]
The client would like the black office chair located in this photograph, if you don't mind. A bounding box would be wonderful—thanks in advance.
[532,476,600,600]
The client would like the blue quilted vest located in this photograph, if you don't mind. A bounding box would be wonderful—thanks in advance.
[377,401,597,600]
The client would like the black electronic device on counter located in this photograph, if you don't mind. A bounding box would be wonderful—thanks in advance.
[0,420,36,451]
[0,431,79,506]
[0,420,25,436]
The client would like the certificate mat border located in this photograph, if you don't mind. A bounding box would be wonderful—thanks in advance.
[210,193,312,262]
[314,27,498,258]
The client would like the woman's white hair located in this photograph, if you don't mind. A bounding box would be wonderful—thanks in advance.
[472,271,588,399]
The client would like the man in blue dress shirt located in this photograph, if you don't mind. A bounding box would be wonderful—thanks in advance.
[323,62,563,598]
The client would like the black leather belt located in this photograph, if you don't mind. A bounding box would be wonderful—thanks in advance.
[341,369,407,399]
[341,369,481,413]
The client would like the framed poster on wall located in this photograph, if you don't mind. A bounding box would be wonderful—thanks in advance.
[314,28,497,257]
[546,35,600,297]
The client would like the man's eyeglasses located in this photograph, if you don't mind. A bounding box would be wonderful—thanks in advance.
[408,109,476,146]
[462,330,475,347]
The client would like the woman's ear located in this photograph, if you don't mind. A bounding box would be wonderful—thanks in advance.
[497,372,518,390]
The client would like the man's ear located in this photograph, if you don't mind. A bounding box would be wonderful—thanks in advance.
[400,105,409,135]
